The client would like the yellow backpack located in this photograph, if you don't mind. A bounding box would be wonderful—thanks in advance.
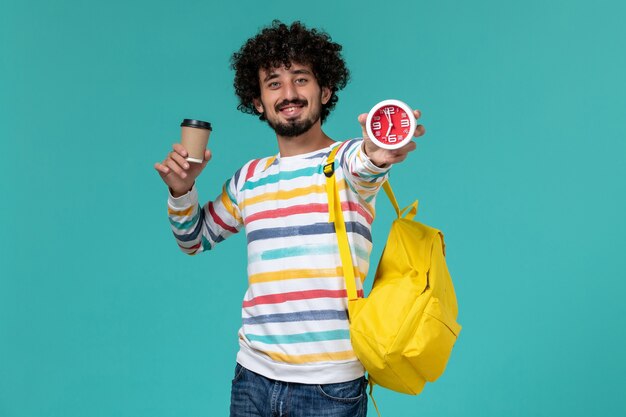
[324,146,461,396]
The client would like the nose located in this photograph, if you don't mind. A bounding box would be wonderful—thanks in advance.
[282,82,298,101]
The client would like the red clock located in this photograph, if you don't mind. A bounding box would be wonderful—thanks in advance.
[365,99,416,150]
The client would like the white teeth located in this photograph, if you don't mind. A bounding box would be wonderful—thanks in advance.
[280,105,303,115]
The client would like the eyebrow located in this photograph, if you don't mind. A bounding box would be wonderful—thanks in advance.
[262,68,313,83]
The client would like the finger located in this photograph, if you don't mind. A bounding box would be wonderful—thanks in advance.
[389,142,416,160]
[154,162,170,173]
[401,141,417,152]
[413,109,422,120]
[165,158,187,178]
[388,149,413,164]
[201,149,212,168]
[393,141,417,156]
[394,154,409,164]
[172,143,188,158]
[357,113,367,126]
[404,141,417,155]
[413,124,426,137]
[170,151,191,171]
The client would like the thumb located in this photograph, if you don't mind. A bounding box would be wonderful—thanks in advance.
[200,149,212,169]
[357,113,367,126]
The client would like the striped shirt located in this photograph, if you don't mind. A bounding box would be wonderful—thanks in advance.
[167,139,390,384]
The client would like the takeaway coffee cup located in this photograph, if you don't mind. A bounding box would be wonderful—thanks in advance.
[180,119,212,163]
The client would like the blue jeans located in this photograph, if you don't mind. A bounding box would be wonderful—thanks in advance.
[230,363,368,417]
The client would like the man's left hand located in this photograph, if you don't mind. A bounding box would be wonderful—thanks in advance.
[358,108,425,168]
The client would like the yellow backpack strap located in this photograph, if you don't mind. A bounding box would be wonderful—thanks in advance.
[324,144,358,302]
[324,146,339,223]
[368,381,382,417]
[382,181,400,218]
[383,180,418,220]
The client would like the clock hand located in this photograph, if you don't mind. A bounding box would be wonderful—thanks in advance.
[388,109,397,135]
[382,109,392,137]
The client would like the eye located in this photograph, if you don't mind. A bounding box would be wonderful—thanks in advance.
[268,81,280,89]
[295,78,308,85]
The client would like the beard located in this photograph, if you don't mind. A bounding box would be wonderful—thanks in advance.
[265,98,321,137]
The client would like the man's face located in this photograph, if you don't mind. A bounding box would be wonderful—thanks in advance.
[254,63,331,137]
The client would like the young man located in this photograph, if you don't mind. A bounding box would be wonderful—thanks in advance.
[154,21,425,417]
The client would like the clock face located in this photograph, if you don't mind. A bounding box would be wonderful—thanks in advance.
[366,100,416,149]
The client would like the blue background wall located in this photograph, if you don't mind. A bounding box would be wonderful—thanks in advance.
[2,0,625,416]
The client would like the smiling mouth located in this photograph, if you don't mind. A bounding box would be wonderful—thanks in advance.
[280,105,303,116]
[276,100,307,117]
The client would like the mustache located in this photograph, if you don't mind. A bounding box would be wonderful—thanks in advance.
[275,99,308,112]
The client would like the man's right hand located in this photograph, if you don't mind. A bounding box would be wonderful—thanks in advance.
[154,143,212,197]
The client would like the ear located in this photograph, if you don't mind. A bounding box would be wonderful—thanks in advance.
[321,87,332,105]
[253,98,264,114]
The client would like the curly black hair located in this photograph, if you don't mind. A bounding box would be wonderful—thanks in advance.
[231,20,350,123]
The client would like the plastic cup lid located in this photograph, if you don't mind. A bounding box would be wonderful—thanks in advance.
[181,119,212,130]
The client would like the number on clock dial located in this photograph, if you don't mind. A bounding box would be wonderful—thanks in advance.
[371,105,409,143]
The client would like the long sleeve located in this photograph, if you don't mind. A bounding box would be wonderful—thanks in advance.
[338,139,391,203]
[167,174,243,255]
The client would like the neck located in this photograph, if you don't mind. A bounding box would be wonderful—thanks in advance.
[276,122,335,157]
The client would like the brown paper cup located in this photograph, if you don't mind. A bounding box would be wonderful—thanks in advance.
[180,119,212,163]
